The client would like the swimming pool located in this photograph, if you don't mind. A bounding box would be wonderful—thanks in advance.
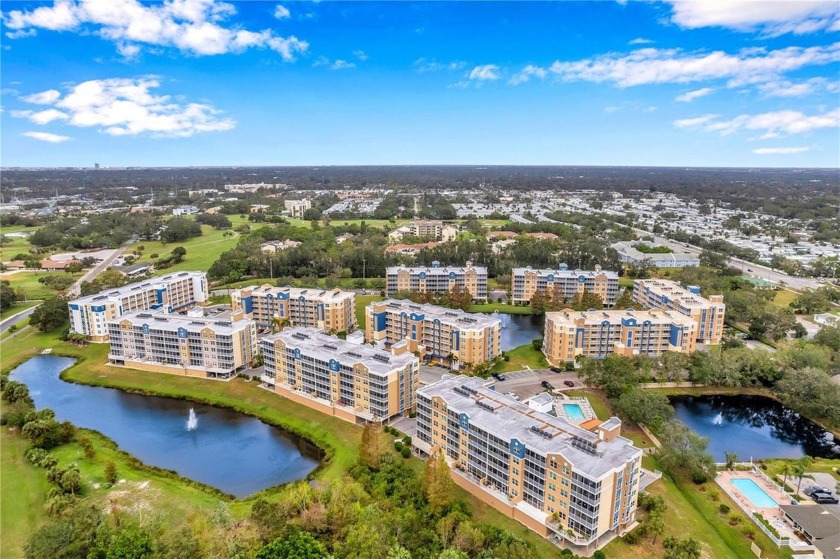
[731,478,778,508]
[562,403,586,421]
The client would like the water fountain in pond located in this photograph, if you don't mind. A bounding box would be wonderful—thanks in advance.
[187,408,198,431]
[713,412,723,426]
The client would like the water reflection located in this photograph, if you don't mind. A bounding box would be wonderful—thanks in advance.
[497,313,545,351]
[11,355,321,498]
[671,394,840,460]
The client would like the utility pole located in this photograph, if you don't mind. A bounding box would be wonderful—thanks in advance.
[362,258,366,280]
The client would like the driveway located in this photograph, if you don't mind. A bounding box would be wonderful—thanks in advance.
[390,415,417,440]
[797,472,840,516]
[495,368,582,400]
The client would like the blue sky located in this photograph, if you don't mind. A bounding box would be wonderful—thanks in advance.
[1,0,839,167]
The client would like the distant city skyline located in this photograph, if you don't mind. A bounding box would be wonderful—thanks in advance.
[1,0,839,168]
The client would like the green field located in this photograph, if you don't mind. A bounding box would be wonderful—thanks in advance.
[0,230,37,262]
[493,343,548,372]
[0,300,39,321]
[0,271,83,299]
[771,289,798,309]
[136,226,243,275]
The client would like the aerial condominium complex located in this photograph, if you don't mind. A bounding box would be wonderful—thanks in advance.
[260,327,419,423]
[632,279,725,344]
[107,310,257,379]
[230,285,356,333]
[511,265,619,306]
[389,220,458,242]
[68,271,209,343]
[543,308,698,366]
[416,375,642,550]
[386,261,488,301]
[366,299,502,367]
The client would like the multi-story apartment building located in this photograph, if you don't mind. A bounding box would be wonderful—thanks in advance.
[366,299,501,367]
[611,241,700,268]
[230,285,356,333]
[284,199,311,217]
[68,271,208,343]
[511,265,619,306]
[107,310,257,379]
[386,261,488,301]
[389,220,458,242]
[632,279,725,344]
[416,375,642,550]
[260,327,419,423]
[543,308,698,366]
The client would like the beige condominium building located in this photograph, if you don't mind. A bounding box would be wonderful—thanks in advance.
[107,310,257,379]
[366,299,501,367]
[284,199,312,218]
[543,308,698,366]
[230,285,356,334]
[416,375,642,552]
[386,261,488,301]
[68,271,209,343]
[389,220,458,242]
[511,265,619,306]
[260,327,419,423]
[632,279,725,344]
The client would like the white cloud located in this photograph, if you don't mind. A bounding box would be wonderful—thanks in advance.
[509,65,547,85]
[13,77,236,138]
[756,77,838,97]
[24,131,71,143]
[330,59,355,70]
[675,108,840,137]
[3,0,308,60]
[542,43,840,88]
[468,64,501,81]
[353,49,368,61]
[674,114,719,128]
[21,89,61,104]
[604,101,659,114]
[675,87,715,102]
[273,4,290,19]
[666,0,840,36]
[752,146,810,154]
[414,58,466,73]
[628,37,654,45]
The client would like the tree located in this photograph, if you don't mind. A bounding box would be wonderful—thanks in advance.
[724,452,738,470]
[814,323,840,351]
[444,284,472,310]
[29,297,69,332]
[529,289,550,314]
[663,536,701,559]
[105,461,118,485]
[160,217,202,243]
[657,420,715,484]
[794,456,813,497]
[614,388,674,430]
[0,280,18,311]
[359,421,384,470]
[613,287,637,310]
[648,508,665,545]
[171,246,187,262]
[104,521,154,559]
[570,288,604,311]
[579,354,642,399]
[780,462,792,492]
[255,532,329,559]
[24,504,106,559]
[423,449,455,515]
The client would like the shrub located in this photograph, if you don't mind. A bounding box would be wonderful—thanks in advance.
[692,471,710,484]
[400,447,411,459]
[593,551,606,559]
[741,524,757,540]
[623,531,640,545]
[708,489,720,502]
[729,514,743,526]
[78,436,95,459]
[394,441,403,452]
[719,503,730,514]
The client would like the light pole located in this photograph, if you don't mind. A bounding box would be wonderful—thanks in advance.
[362,258,366,281]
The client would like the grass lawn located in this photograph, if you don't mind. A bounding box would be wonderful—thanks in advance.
[761,458,840,483]
[0,271,83,300]
[1,429,51,559]
[468,303,533,315]
[355,294,385,330]
[494,343,547,372]
[771,289,798,309]
[0,232,36,262]
[618,277,635,288]
[133,225,243,275]
[0,300,39,321]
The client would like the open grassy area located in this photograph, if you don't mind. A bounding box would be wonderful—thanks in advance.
[468,302,533,315]
[134,225,243,275]
[493,343,547,372]
[0,270,83,300]
[771,289,798,309]
[0,231,37,262]
[761,458,840,482]
[1,429,52,559]
[0,300,39,321]
[355,294,385,330]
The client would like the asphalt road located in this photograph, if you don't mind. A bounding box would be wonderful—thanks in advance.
[66,238,135,298]
[0,305,38,333]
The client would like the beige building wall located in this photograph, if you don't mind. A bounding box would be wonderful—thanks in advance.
[632,279,725,344]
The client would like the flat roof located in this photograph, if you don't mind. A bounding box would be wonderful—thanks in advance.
[112,309,252,336]
[386,264,487,275]
[373,299,501,331]
[636,278,721,308]
[70,271,205,306]
[546,307,697,327]
[235,285,355,303]
[420,375,641,478]
[512,267,619,280]
[265,327,417,376]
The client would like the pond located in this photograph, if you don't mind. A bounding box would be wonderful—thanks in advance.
[496,313,545,351]
[670,394,840,461]
[10,355,321,498]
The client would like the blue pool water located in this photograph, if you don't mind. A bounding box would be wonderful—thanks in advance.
[562,403,586,421]
[731,478,778,508]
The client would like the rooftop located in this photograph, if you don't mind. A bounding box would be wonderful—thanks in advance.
[780,504,840,539]
[387,261,487,275]
[234,284,355,302]
[512,266,619,280]
[71,271,205,306]
[636,278,722,308]
[266,327,418,376]
[373,299,501,331]
[113,309,252,336]
[421,375,641,478]
[546,307,697,327]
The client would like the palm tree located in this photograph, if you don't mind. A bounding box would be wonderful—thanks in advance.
[725,452,737,470]
[780,463,793,492]
[794,457,813,497]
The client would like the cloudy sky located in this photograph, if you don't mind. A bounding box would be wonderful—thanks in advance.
[1,0,839,167]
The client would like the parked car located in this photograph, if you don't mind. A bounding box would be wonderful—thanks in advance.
[541,381,554,390]
[505,392,521,401]
[492,373,506,381]
[804,486,829,497]
[563,380,575,387]
[550,367,563,374]
[813,494,839,504]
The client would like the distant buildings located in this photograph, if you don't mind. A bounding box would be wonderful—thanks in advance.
[230,285,356,333]
[632,279,725,344]
[389,220,458,242]
[68,271,208,343]
[171,205,198,216]
[542,308,698,365]
[384,242,440,257]
[284,199,311,218]
[814,313,840,327]
[415,375,642,549]
[511,265,619,306]
[259,240,302,253]
[261,327,419,423]
[386,261,488,301]
[366,299,501,367]
[107,310,257,379]
[224,183,276,193]
[611,241,700,268]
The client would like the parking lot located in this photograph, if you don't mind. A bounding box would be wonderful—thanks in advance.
[419,364,583,401]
